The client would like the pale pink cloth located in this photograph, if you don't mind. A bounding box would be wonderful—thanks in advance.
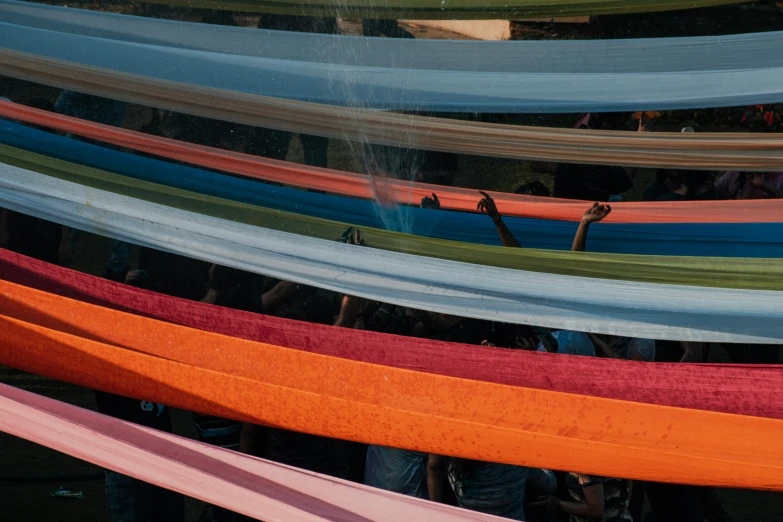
[715,171,783,199]
[0,383,503,522]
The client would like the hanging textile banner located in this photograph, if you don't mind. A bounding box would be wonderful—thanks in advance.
[0,0,772,76]
[2,18,782,114]
[0,383,504,522]
[2,297,783,490]
[5,143,783,291]
[1,49,782,170]
[2,100,783,225]
[4,119,782,258]
[2,163,783,343]
[3,252,783,419]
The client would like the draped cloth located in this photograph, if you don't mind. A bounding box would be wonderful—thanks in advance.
[1,48,782,169]
[2,162,783,342]
[5,143,783,289]
[5,118,783,258]
[1,280,783,490]
[2,8,783,114]
[2,99,783,224]
[3,248,783,419]
[0,383,507,522]
[0,1,771,76]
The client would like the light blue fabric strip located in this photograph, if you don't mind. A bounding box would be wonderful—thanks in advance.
[1,0,783,112]
[2,162,783,343]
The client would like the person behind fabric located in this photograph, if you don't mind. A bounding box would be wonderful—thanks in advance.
[536,330,596,357]
[570,203,695,365]
[95,275,184,522]
[547,114,633,201]
[55,91,126,127]
[715,170,783,199]
[246,15,338,167]
[428,456,544,521]
[103,109,184,282]
[588,334,655,362]
[644,169,719,202]
[569,194,715,522]
[533,473,633,522]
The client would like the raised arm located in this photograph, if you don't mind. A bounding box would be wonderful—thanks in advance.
[427,454,450,503]
[571,203,612,252]
[477,191,520,248]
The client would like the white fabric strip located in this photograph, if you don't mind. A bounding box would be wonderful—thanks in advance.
[1,162,782,343]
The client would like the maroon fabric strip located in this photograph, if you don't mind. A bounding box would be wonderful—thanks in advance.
[1,248,780,419]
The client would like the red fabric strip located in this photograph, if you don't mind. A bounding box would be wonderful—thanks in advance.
[1,248,780,419]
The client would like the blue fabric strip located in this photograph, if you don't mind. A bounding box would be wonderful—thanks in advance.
[0,120,779,258]
[1,0,783,112]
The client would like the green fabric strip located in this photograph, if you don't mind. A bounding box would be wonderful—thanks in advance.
[2,143,780,291]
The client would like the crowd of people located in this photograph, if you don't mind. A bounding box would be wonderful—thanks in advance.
[2,8,782,522]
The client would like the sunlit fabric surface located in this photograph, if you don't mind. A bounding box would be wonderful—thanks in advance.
[2,50,783,169]
[2,284,783,490]
[0,0,772,74]
[3,120,782,257]
[5,144,783,290]
[0,383,507,522]
[2,162,783,342]
[4,247,783,418]
[1,8,782,112]
[2,100,782,224]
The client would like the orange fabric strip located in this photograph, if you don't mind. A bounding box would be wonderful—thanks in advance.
[1,100,781,224]
[3,99,783,226]
[1,278,782,490]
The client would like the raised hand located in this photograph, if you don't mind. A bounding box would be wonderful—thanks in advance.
[421,192,441,210]
[348,228,366,246]
[477,191,501,222]
[581,202,612,224]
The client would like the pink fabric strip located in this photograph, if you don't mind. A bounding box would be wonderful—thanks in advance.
[0,383,503,522]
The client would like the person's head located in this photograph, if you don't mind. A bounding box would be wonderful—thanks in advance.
[514,180,550,197]
[657,169,687,193]
[682,170,715,198]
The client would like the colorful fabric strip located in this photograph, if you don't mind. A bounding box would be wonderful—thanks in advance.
[1,48,782,170]
[5,144,783,291]
[2,99,782,224]
[3,248,783,419]
[2,13,783,113]
[4,118,783,258]
[0,383,504,522]
[2,284,783,489]
[2,162,783,342]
